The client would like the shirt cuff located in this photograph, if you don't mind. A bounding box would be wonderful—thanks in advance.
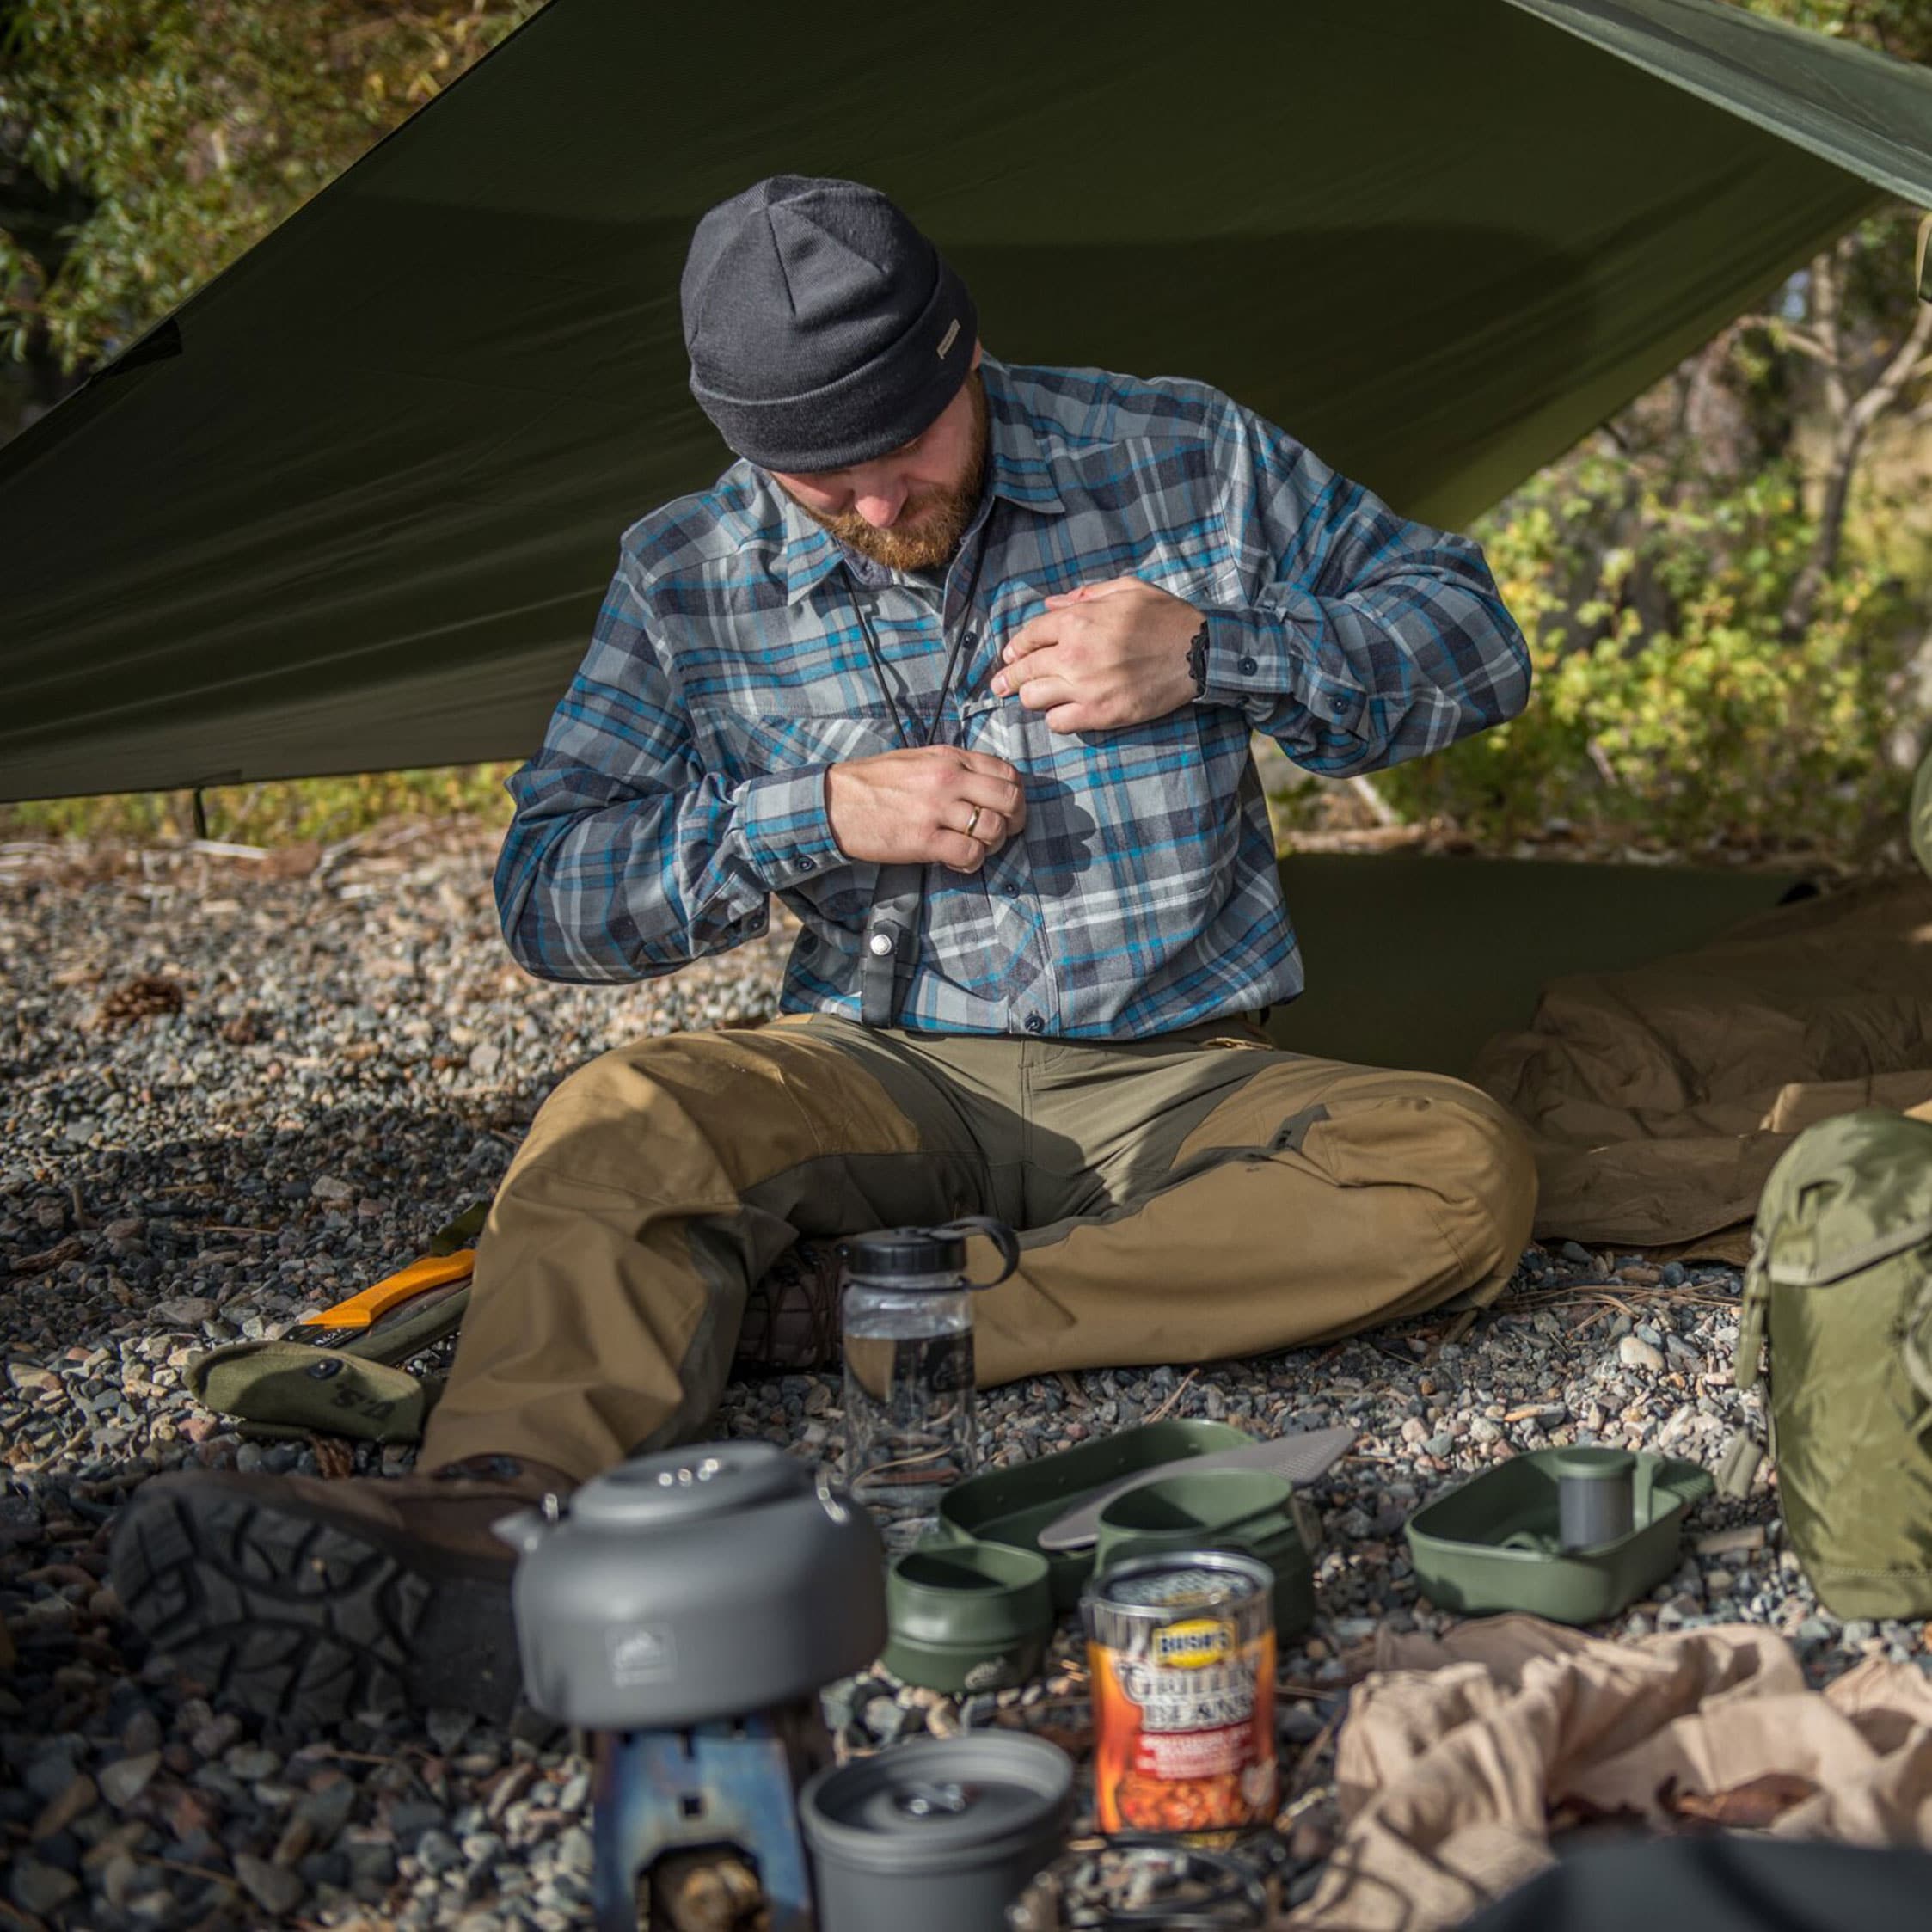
[736,764,848,888]
[1193,601,1367,736]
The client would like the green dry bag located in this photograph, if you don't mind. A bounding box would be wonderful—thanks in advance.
[1732,1110,1932,1618]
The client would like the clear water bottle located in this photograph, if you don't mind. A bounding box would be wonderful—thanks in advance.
[840,1218,1019,1537]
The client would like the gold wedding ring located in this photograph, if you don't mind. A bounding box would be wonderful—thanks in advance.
[965,805,984,839]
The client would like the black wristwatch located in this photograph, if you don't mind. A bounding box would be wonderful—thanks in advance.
[1186,617,1210,699]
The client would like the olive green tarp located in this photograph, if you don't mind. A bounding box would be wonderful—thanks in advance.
[3,0,1930,802]
[1261,854,1798,1082]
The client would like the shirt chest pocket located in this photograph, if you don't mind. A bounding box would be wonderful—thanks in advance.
[712,704,904,782]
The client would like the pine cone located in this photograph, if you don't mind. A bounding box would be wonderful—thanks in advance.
[95,975,187,1029]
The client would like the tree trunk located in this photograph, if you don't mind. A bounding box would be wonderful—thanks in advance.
[1779,236,1932,640]
[1780,420,1865,638]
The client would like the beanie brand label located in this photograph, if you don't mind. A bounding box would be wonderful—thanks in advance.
[937,319,960,359]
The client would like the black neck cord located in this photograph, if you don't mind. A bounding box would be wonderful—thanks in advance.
[848,498,995,753]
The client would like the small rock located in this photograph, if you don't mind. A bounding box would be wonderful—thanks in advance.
[388,1798,445,1843]
[426,1708,473,1757]
[224,1743,281,1782]
[9,1859,81,1916]
[190,1713,242,1757]
[862,1694,905,1739]
[295,1777,357,1844]
[150,1297,218,1327]
[101,1851,142,1909]
[23,1750,79,1804]
[310,1175,356,1202]
[235,1849,307,1916]
[415,1828,462,1875]
[299,1848,353,1891]
[31,1770,98,1841]
[1695,1524,1766,1557]
[1618,1334,1665,1374]
[121,1708,163,1757]
[99,1752,161,1808]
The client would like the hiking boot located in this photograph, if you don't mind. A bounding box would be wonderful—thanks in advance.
[736,1239,844,1371]
[108,1451,570,1727]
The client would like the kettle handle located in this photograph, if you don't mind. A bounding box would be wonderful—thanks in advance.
[932,1216,1021,1288]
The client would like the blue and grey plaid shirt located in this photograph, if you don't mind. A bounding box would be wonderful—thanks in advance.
[497,356,1529,1037]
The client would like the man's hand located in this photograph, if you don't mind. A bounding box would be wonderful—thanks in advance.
[991,577,1203,733]
[825,746,1027,873]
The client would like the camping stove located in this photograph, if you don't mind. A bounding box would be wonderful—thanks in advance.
[494,1443,885,1930]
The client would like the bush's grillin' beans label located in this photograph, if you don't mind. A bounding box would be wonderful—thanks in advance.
[1083,1553,1277,1842]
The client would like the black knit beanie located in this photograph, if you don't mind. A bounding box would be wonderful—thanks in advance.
[681,175,978,473]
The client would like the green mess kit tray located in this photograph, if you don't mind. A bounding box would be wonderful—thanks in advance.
[1406,1448,1714,1625]
[933,1420,1255,1610]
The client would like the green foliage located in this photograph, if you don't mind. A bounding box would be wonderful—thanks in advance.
[0,764,518,845]
[1377,450,1917,850]
[0,0,542,376]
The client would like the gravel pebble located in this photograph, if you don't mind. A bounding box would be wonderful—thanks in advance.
[10,1857,82,1916]
[97,1749,160,1806]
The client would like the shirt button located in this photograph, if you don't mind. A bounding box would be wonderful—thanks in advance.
[1240,655,1258,675]
[796,856,816,874]
[868,931,894,958]
[1329,695,1348,714]
[1023,1015,1045,1034]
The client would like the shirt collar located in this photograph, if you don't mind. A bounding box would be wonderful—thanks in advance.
[981,354,1069,521]
[777,354,1067,606]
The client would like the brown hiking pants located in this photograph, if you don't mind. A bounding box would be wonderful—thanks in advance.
[420,1014,1537,1483]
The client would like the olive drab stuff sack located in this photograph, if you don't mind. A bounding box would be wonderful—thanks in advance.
[1728,1110,1932,1618]
[185,1202,487,1444]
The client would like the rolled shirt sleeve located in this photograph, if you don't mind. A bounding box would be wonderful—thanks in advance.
[1191,402,1531,776]
[494,553,849,984]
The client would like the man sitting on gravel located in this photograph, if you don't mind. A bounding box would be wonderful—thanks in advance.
[113,176,1537,1726]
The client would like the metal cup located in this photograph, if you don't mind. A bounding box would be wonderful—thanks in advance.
[1552,1446,1638,1551]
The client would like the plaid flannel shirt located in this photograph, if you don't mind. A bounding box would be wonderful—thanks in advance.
[496,356,1530,1038]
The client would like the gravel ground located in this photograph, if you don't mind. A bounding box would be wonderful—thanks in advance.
[0,824,1904,1930]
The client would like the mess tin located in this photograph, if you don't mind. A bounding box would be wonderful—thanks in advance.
[882,1542,1054,1694]
[1093,1469,1316,1639]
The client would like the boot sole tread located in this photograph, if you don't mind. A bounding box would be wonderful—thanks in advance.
[110,1483,520,1727]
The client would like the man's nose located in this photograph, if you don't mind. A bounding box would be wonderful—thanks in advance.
[854,483,908,527]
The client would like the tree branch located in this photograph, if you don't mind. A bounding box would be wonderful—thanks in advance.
[1848,297,1932,438]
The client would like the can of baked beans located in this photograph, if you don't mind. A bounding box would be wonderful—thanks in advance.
[1081,1550,1277,1842]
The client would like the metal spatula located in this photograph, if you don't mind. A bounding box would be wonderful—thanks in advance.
[1034,1423,1358,1551]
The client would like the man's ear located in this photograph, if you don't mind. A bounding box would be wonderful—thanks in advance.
[970,339,984,371]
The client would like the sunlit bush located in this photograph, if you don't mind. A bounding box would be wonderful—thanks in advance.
[1377,451,1917,851]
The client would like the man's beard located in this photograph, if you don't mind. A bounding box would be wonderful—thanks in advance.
[790,371,988,573]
